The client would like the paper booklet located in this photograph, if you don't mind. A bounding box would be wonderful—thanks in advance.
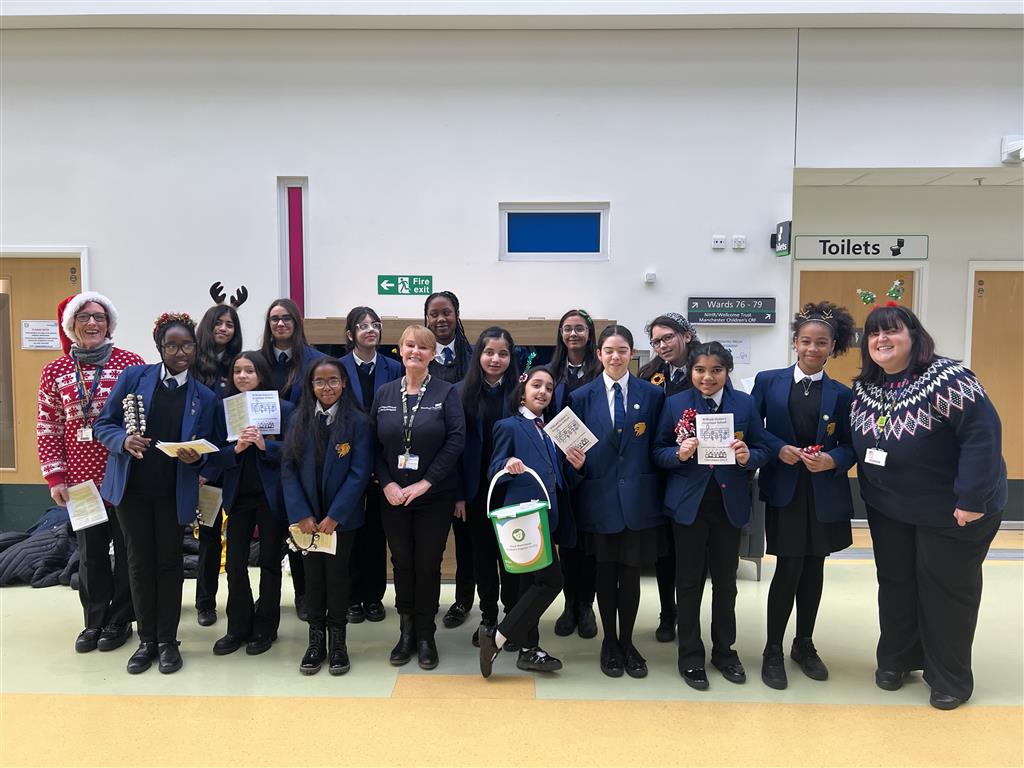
[66,480,109,532]
[196,484,223,527]
[222,391,281,442]
[696,412,736,465]
[287,525,338,556]
[155,439,219,457]
[543,407,599,455]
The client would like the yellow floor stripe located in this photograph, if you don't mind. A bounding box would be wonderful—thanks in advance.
[2,693,1021,768]
[392,673,535,700]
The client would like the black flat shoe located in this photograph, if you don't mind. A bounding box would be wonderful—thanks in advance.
[364,601,386,622]
[713,660,747,684]
[517,647,563,672]
[97,623,133,652]
[473,619,496,648]
[761,646,788,690]
[929,691,966,710]
[875,669,910,691]
[442,602,470,629]
[600,640,624,678]
[791,638,828,681]
[577,605,598,639]
[197,608,217,627]
[417,638,439,670]
[553,603,577,637]
[246,635,275,656]
[655,612,676,643]
[478,626,500,678]
[346,604,366,624]
[624,646,648,679]
[681,666,709,691]
[157,642,183,674]
[213,634,243,656]
[75,627,102,653]
[127,642,157,674]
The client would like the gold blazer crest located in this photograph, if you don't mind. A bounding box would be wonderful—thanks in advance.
[734,431,744,441]
[826,422,836,436]
[336,442,351,458]
[634,422,647,437]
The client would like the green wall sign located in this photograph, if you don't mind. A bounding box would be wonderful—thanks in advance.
[377,275,433,296]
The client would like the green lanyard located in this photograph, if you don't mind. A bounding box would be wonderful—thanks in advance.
[400,375,431,458]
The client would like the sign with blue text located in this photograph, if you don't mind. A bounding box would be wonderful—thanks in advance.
[378,275,433,295]
[688,297,776,326]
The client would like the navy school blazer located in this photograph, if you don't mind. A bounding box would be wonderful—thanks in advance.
[566,374,665,534]
[454,380,513,504]
[340,351,403,411]
[487,414,576,548]
[201,398,295,521]
[276,345,326,405]
[751,366,855,522]
[652,384,772,528]
[94,364,218,525]
[281,415,374,531]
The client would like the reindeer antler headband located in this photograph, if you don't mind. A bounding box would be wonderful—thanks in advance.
[209,282,249,309]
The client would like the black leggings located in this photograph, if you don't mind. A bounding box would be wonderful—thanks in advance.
[595,562,641,650]
[765,555,825,648]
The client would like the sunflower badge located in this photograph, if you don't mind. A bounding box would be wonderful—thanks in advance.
[826,422,836,436]
[734,431,744,442]
[634,422,647,438]
[650,372,666,387]
[336,442,351,458]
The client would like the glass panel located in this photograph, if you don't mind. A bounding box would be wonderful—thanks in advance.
[0,279,15,468]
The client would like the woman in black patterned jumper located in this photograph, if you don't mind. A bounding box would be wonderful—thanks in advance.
[850,304,1006,711]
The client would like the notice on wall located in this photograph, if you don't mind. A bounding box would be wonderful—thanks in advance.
[793,235,928,260]
[717,336,751,366]
[688,298,775,326]
[20,320,62,350]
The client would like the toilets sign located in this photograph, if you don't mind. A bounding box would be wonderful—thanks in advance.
[378,275,433,295]
[794,235,928,260]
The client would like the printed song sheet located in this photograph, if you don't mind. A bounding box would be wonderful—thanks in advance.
[67,480,109,532]
[696,413,736,465]
[543,407,599,455]
[223,391,281,441]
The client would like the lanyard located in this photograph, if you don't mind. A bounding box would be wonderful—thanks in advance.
[400,374,431,456]
[73,359,105,426]
[873,382,900,449]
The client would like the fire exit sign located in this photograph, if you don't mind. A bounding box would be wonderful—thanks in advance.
[377,275,433,296]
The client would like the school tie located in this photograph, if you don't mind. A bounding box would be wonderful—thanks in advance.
[277,351,288,365]
[671,369,684,387]
[317,412,329,428]
[360,361,375,377]
[704,397,718,413]
[613,382,626,438]
[534,418,564,489]
[442,347,454,366]
[568,364,582,380]
[164,378,178,391]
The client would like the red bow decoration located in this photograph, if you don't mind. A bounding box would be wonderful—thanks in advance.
[802,444,824,456]
[674,408,697,445]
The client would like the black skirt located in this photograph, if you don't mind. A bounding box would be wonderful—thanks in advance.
[766,468,852,557]
[586,526,666,567]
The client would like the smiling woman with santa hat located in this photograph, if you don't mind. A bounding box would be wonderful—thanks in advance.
[36,291,146,655]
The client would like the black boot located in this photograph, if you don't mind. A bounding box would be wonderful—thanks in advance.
[389,614,416,666]
[300,624,326,675]
[418,636,439,670]
[328,625,351,676]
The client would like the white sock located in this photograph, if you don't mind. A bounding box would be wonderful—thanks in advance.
[494,630,507,649]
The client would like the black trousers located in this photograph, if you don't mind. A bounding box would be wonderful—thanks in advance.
[558,540,596,608]
[77,507,133,629]
[350,482,387,606]
[382,493,453,636]
[303,529,356,629]
[498,550,563,649]
[654,526,677,617]
[195,508,222,610]
[289,551,306,600]
[451,515,475,607]
[115,492,184,644]
[674,484,741,669]
[468,492,519,624]
[224,494,286,640]
[868,505,1000,700]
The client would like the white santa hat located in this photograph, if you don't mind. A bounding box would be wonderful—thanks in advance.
[61,291,119,345]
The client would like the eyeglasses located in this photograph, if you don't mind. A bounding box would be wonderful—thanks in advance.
[561,325,587,336]
[75,312,108,324]
[161,342,196,355]
[651,332,677,348]
[356,322,383,332]
[312,377,343,390]
[269,315,295,326]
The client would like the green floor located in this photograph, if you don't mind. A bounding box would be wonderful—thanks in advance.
[2,558,1021,708]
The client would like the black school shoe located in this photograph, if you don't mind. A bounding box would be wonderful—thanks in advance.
[478,626,500,678]
[624,646,648,679]
[761,645,788,690]
[600,639,624,678]
[517,647,563,672]
[790,638,828,681]
[929,691,966,711]
[246,634,276,656]
[346,604,366,624]
[127,642,158,674]
[442,602,470,629]
[680,665,710,691]
[197,608,217,627]
[75,627,102,653]
[364,601,386,622]
[712,659,747,684]
[158,642,183,674]
[655,612,676,643]
[576,605,598,639]
[97,623,133,652]
[553,603,577,637]
[213,634,243,655]
[472,618,496,648]
[875,669,910,691]
[417,638,439,670]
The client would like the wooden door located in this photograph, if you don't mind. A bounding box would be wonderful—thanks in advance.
[0,257,81,484]
[798,270,916,388]
[971,270,1023,480]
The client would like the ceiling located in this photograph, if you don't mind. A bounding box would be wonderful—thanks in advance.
[794,167,1024,187]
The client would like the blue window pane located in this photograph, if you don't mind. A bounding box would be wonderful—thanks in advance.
[507,212,601,253]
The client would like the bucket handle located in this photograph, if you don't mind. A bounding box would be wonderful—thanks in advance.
[486,466,551,519]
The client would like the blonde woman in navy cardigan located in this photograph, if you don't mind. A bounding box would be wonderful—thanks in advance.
[567,325,665,679]
[653,341,772,691]
[751,302,857,690]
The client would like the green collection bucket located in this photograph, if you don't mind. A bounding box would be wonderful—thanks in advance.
[486,467,553,574]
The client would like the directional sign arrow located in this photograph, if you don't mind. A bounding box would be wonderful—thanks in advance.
[765,313,773,321]
[691,301,698,308]
[380,280,394,291]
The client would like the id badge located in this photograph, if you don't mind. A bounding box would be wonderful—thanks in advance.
[398,453,420,471]
[865,448,888,467]
[77,427,93,442]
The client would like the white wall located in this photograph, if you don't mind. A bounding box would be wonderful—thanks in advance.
[793,185,1024,359]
